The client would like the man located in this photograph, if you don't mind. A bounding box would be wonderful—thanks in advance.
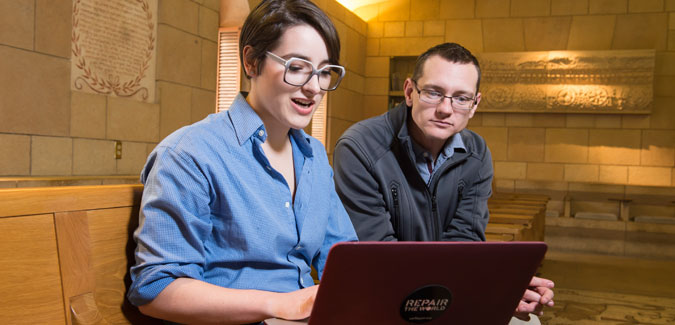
[333,43,553,322]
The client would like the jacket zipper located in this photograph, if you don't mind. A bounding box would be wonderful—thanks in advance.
[391,185,400,233]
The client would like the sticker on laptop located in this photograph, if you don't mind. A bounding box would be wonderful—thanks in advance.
[400,284,452,323]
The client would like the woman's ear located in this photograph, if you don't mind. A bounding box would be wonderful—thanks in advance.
[242,45,258,77]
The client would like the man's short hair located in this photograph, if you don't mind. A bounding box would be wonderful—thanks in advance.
[411,43,481,92]
[239,0,340,78]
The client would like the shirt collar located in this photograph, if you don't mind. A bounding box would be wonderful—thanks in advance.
[227,92,314,158]
[408,125,467,162]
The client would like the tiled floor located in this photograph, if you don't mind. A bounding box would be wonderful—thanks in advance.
[538,251,675,324]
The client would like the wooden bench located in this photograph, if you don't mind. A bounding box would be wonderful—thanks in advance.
[485,193,549,242]
[0,184,159,325]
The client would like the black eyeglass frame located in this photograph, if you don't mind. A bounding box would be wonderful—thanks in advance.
[411,80,476,112]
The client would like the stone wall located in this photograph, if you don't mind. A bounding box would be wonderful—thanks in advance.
[0,0,220,180]
[359,0,675,190]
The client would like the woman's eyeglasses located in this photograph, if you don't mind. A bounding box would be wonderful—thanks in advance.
[266,51,345,91]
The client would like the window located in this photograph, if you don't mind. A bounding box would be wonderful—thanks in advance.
[216,28,240,112]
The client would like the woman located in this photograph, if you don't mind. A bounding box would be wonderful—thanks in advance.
[127,1,357,323]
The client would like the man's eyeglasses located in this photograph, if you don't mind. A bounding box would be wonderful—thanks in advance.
[412,80,476,113]
[266,52,345,91]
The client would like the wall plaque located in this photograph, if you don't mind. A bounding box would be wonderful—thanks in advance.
[477,50,655,114]
[71,0,158,102]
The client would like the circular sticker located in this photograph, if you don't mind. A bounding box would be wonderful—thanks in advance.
[400,285,452,323]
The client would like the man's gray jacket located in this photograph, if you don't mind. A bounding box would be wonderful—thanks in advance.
[333,102,493,242]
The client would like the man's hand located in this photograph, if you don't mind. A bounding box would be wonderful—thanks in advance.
[268,285,319,320]
[514,276,554,321]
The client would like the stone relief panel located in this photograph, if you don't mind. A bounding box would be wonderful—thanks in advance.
[71,0,158,102]
[477,50,654,114]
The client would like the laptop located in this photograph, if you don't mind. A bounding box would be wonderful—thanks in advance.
[266,241,547,325]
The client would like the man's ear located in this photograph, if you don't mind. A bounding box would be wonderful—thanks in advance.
[403,78,414,106]
[468,92,481,118]
[242,45,258,77]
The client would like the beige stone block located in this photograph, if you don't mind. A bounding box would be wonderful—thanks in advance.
[158,82,192,140]
[621,114,651,129]
[670,32,675,51]
[476,0,510,17]
[628,166,672,186]
[354,3,378,22]
[440,0,476,19]
[192,88,216,123]
[159,0,198,33]
[328,88,362,122]
[671,12,675,29]
[345,11,368,36]
[467,112,483,127]
[524,17,572,51]
[495,161,527,179]
[325,0,346,22]
[595,115,622,128]
[107,97,160,142]
[202,0,220,11]
[367,38,380,56]
[589,129,641,165]
[35,0,70,58]
[545,128,589,163]
[533,114,567,127]
[362,95,388,119]
[365,57,390,78]
[147,143,158,157]
[377,0,410,21]
[641,130,675,166]
[470,127,508,160]
[380,37,445,56]
[508,128,546,162]
[527,163,565,181]
[629,0,664,12]
[651,97,675,129]
[483,19,525,52]
[70,91,106,139]
[0,134,30,176]
[352,34,368,76]
[505,114,534,127]
[614,14,669,50]
[494,178,515,192]
[368,22,384,38]
[199,7,219,42]
[511,0,551,17]
[202,40,217,91]
[568,15,616,50]
[117,142,148,175]
[73,139,117,175]
[343,71,365,93]
[673,168,675,185]
[655,76,675,97]
[423,20,445,36]
[564,164,599,182]
[31,136,72,176]
[445,20,483,53]
[0,47,70,136]
[566,114,595,128]
[411,0,440,20]
[405,21,424,37]
[365,77,389,95]
[157,25,202,87]
[552,0,589,15]
[481,113,505,126]
[327,117,355,155]
[668,0,675,10]
[0,0,33,50]
[599,165,628,184]
[589,0,628,14]
[384,22,405,37]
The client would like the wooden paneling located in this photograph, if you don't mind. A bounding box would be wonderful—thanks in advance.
[0,214,66,324]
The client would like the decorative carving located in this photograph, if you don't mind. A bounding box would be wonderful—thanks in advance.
[477,50,655,114]
[71,0,158,102]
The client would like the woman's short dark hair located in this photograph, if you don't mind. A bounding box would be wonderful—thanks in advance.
[412,43,482,92]
[239,0,340,78]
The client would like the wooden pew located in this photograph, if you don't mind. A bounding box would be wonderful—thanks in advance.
[0,184,160,325]
[486,193,549,242]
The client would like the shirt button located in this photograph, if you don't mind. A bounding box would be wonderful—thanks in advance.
[258,130,264,137]
[295,245,302,250]
[285,201,290,208]
[300,278,305,286]
[266,166,271,171]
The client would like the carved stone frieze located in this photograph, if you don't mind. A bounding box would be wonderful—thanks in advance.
[477,50,655,114]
